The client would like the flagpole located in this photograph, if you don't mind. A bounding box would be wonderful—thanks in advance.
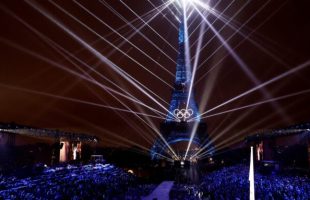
[249,146,255,200]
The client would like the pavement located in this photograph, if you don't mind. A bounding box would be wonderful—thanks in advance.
[141,181,174,200]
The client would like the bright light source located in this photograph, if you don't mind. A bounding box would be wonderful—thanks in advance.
[172,0,211,13]
[182,0,192,5]
[173,0,194,8]
[192,0,211,11]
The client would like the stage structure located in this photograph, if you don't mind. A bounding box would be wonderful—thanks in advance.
[0,123,98,163]
[151,9,213,161]
[246,122,310,168]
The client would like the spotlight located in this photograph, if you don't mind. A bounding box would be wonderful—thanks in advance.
[181,0,193,5]
[173,0,209,8]
[173,0,194,7]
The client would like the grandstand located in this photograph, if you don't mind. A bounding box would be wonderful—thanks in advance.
[246,122,310,168]
[0,122,98,166]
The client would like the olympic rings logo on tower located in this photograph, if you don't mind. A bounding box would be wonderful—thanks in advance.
[173,109,194,120]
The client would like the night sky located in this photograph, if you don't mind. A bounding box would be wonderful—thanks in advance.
[0,0,309,151]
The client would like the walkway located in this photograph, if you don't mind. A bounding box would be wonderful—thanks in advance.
[142,181,174,200]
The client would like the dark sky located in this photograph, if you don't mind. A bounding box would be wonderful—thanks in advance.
[0,0,309,151]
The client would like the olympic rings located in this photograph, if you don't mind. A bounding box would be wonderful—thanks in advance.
[173,109,193,119]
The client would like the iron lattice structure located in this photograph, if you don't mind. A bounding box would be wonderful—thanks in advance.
[151,13,213,161]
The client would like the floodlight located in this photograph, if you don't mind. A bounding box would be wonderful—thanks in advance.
[173,0,194,8]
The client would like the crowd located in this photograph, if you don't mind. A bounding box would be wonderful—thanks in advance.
[170,184,201,200]
[1,162,309,199]
[254,172,310,200]
[0,163,154,200]
[170,164,310,200]
[199,164,310,199]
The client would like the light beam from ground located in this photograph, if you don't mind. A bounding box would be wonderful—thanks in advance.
[191,60,310,121]
[196,99,304,159]
[72,0,175,77]
[200,89,310,119]
[119,0,178,53]
[99,0,177,65]
[193,3,291,124]
[24,0,180,122]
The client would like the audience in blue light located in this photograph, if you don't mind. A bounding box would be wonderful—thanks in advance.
[1,163,309,199]
[0,163,153,200]
[170,164,310,200]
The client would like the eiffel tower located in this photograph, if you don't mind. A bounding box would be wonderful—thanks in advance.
[151,11,213,161]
